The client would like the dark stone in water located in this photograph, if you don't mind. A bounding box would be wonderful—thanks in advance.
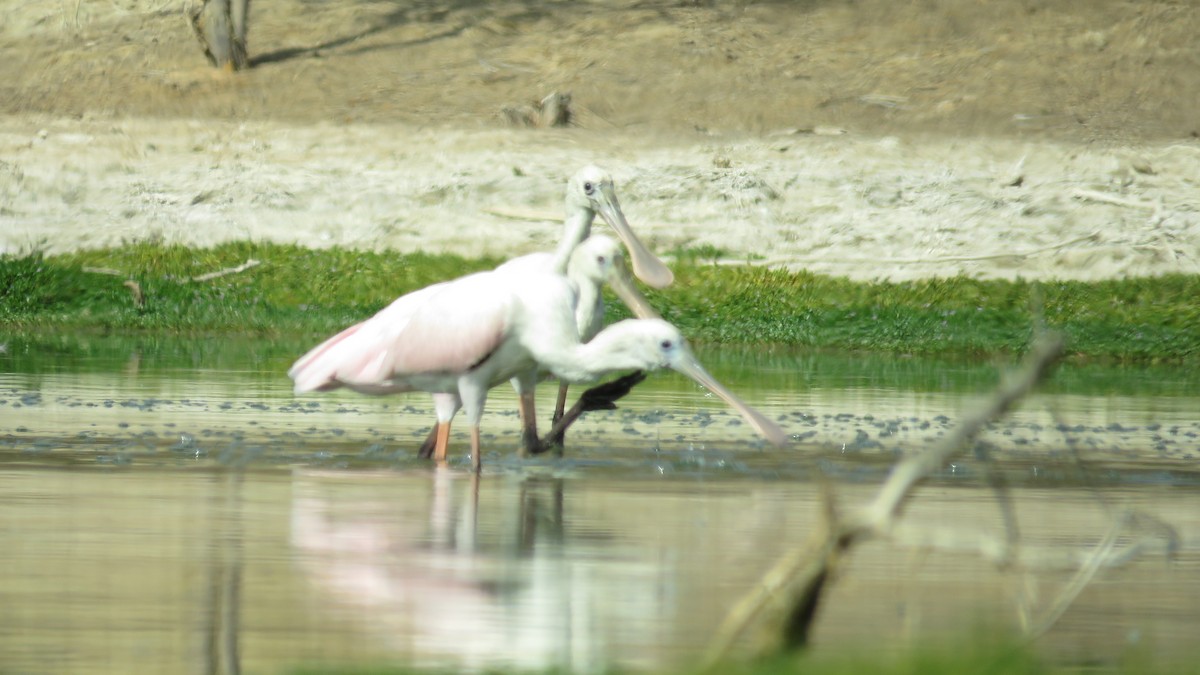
[843,429,882,452]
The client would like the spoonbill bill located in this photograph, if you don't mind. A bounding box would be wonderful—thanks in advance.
[533,165,673,289]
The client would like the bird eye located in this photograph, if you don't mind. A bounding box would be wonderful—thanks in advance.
[583,181,594,195]
[660,340,673,350]
[597,255,606,264]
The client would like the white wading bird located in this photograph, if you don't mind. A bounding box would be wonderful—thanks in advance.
[504,234,663,452]
[417,234,662,458]
[411,165,672,457]
[287,263,788,472]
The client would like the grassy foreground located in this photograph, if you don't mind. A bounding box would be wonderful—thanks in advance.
[1,241,1197,362]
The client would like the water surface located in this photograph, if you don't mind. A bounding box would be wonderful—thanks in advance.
[1,336,1197,673]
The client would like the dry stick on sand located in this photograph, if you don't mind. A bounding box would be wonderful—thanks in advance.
[1071,188,1160,211]
[716,231,1103,269]
[701,332,1161,667]
[484,206,570,223]
[484,206,1107,270]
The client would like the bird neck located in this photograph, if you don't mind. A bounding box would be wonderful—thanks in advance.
[556,320,659,381]
[571,276,602,339]
[549,206,594,275]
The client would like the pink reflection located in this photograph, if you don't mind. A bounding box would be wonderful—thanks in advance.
[289,468,666,672]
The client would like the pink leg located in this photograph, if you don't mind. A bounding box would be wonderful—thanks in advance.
[433,422,451,464]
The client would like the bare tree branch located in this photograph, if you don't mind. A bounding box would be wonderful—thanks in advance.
[703,333,1067,667]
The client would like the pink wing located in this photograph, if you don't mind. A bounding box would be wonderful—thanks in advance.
[289,272,512,393]
[287,321,366,392]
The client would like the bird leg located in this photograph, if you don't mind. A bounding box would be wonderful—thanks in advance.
[470,426,483,474]
[433,422,451,464]
[552,382,570,427]
[538,371,648,451]
[516,390,542,458]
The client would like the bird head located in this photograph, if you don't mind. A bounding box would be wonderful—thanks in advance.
[566,166,674,289]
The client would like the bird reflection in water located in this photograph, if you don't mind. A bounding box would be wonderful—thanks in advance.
[289,469,668,672]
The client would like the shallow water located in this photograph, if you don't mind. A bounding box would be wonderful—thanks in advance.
[1,336,1198,673]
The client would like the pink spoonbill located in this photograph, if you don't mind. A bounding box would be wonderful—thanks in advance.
[288,266,787,472]
[417,233,662,458]
[414,165,671,457]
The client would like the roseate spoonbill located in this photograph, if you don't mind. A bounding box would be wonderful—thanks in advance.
[488,166,671,450]
[416,234,659,458]
[288,268,786,472]
[414,165,672,458]
[509,234,660,453]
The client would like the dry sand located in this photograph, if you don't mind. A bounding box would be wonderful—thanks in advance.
[4,116,1199,282]
[2,0,1199,281]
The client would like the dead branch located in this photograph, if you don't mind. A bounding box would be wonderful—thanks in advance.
[123,280,145,309]
[186,0,250,71]
[483,206,561,223]
[884,511,1176,573]
[860,334,1064,529]
[702,333,1066,668]
[85,258,262,286]
[500,91,573,128]
[83,266,125,276]
[189,258,261,282]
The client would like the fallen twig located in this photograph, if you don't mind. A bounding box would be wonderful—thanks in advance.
[1071,188,1158,211]
[123,280,145,309]
[84,259,262,289]
[500,91,573,128]
[83,266,125,276]
[483,206,560,223]
[862,335,1064,528]
[189,258,261,282]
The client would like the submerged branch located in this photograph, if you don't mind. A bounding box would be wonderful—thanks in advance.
[859,334,1065,531]
[702,333,1066,668]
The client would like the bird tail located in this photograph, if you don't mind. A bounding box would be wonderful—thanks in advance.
[288,322,364,393]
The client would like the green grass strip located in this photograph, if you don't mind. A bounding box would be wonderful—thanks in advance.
[2,242,1197,363]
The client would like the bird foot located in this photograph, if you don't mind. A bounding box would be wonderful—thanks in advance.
[536,370,648,450]
[578,370,649,412]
